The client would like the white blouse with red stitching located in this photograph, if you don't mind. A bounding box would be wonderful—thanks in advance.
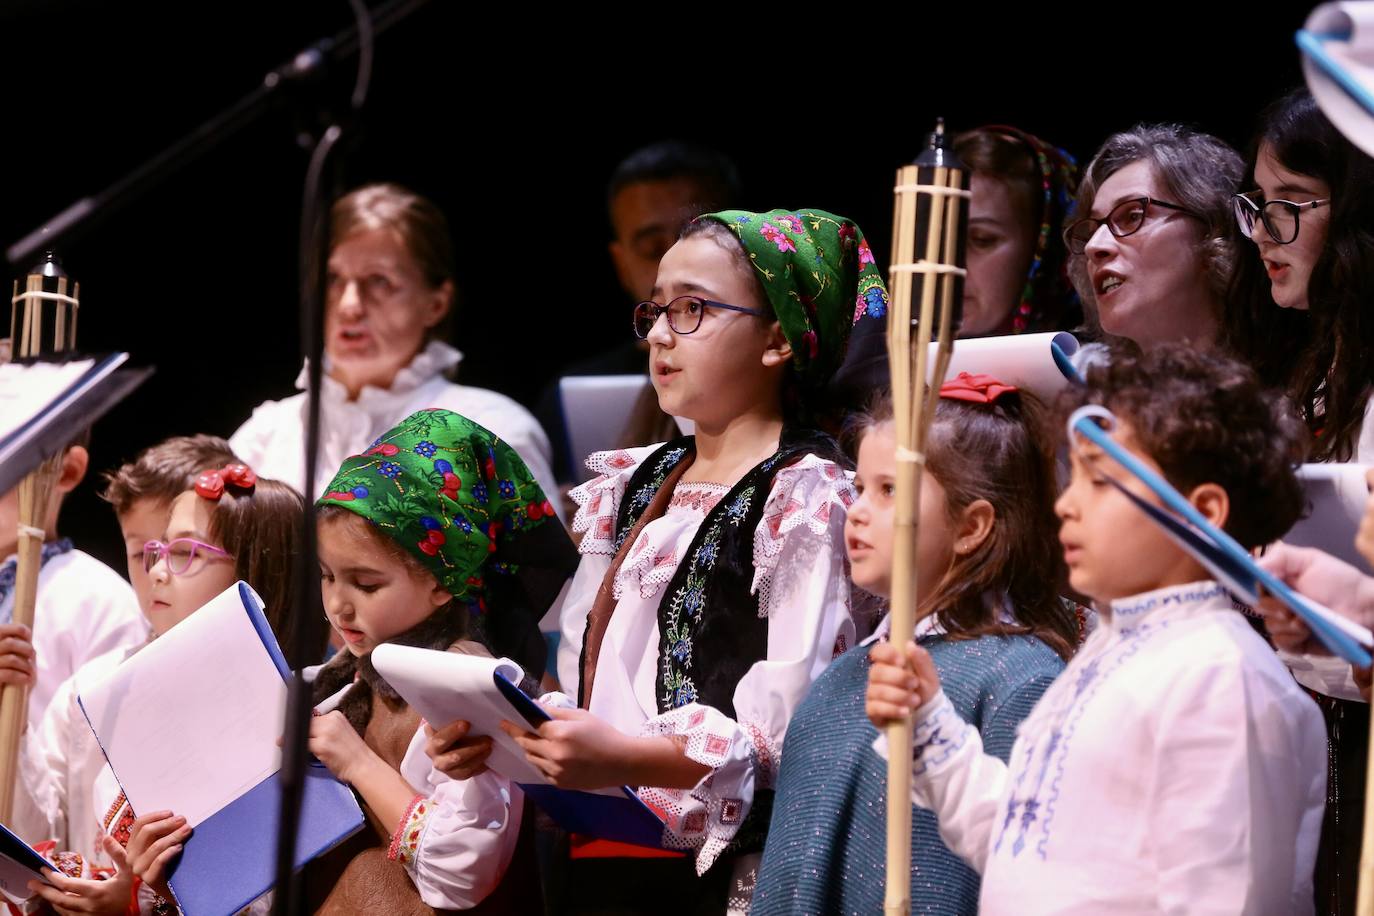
[556,444,859,873]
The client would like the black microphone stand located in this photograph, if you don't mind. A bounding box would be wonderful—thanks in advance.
[5,3,435,913]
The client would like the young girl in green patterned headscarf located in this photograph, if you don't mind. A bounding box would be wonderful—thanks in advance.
[487,210,883,910]
[301,408,576,912]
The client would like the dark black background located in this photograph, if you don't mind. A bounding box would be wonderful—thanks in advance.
[2,1,1310,570]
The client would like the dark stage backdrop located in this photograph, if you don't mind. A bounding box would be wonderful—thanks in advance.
[2,1,1310,572]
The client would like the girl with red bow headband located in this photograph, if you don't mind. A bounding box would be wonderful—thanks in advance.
[19,461,303,914]
[752,377,1080,915]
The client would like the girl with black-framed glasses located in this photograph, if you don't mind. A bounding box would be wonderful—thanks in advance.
[496,208,884,912]
[1220,86,1374,916]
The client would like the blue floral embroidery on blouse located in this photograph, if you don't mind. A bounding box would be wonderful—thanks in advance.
[993,622,1166,861]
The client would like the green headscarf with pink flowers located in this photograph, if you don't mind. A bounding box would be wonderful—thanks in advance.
[318,408,559,602]
[317,408,579,681]
[699,208,888,391]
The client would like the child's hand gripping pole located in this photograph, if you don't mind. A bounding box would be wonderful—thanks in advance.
[882,119,968,916]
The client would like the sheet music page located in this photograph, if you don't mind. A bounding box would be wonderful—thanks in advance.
[372,645,548,783]
[1285,464,1374,575]
[371,645,623,797]
[0,359,95,431]
[78,584,286,828]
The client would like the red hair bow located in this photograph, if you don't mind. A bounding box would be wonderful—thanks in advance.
[194,463,258,501]
[939,372,1018,404]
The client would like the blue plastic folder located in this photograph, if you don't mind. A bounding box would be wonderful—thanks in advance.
[78,583,364,916]
[0,821,52,903]
[492,677,669,849]
[1068,407,1374,666]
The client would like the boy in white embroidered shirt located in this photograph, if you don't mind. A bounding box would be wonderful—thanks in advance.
[866,343,1326,915]
[0,434,146,728]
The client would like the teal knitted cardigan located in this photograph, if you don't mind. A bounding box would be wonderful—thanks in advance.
[752,632,1064,915]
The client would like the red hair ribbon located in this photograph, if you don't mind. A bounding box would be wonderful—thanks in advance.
[939,372,1018,404]
[194,463,258,500]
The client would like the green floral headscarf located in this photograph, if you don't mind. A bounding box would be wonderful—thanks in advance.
[700,208,888,390]
[318,409,559,607]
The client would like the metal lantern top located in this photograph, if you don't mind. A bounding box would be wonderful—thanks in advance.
[914,117,967,170]
[10,251,78,361]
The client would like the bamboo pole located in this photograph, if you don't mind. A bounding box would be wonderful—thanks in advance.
[0,259,78,823]
[0,459,61,822]
[883,120,969,916]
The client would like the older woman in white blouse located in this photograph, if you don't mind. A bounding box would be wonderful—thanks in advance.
[231,183,557,512]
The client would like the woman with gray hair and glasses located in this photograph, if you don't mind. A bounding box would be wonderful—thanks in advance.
[1063,124,1245,350]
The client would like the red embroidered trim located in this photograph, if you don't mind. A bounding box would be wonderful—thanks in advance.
[101,792,126,831]
[748,722,777,789]
[668,483,728,514]
[387,795,430,865]
[51,851,83,878]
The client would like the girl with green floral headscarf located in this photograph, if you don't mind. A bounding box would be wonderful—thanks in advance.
[486,210,883,910]
[302,408,576,913]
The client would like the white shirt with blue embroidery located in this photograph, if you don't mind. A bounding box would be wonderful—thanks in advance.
[876,580,1326,915]
[0,545,147,727]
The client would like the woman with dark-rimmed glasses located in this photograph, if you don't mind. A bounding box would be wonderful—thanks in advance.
[1223,87,1374,463]
[1063,124,1244,349]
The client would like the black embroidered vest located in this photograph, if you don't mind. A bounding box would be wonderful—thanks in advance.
[601,428,848,857]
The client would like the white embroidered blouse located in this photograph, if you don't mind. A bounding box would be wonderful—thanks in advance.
[230,341,559,517]
[553,444,858,874]
[877,580,1326,915]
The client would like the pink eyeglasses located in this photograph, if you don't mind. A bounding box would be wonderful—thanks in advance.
[142,538,232,576]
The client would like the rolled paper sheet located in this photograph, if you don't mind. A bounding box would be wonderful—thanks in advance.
[1283,464,1374,575]
[928,331,1080,398]
[1300,3,1374,158]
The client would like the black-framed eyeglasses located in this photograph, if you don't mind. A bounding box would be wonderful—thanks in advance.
[1063,197,1199,254]
[633,295,767,339]
[1232,191,1330,245]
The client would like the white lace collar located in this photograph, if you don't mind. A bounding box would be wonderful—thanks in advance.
[293,340,464,398]
[1105,580,1230,633]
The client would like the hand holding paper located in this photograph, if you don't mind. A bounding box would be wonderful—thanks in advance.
[424,720,493,781]
[499,707,639,791]
[371,646,690,848]
[126,810,188,902]
[28,835,135,914]
[1259,543,1374,654]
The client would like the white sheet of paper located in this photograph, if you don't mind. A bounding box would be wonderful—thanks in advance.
[1285,463,1374,576]
[371,645,622,796]
[0,358,106,439]
[79,584,286,829]
[930,331,1078,399]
